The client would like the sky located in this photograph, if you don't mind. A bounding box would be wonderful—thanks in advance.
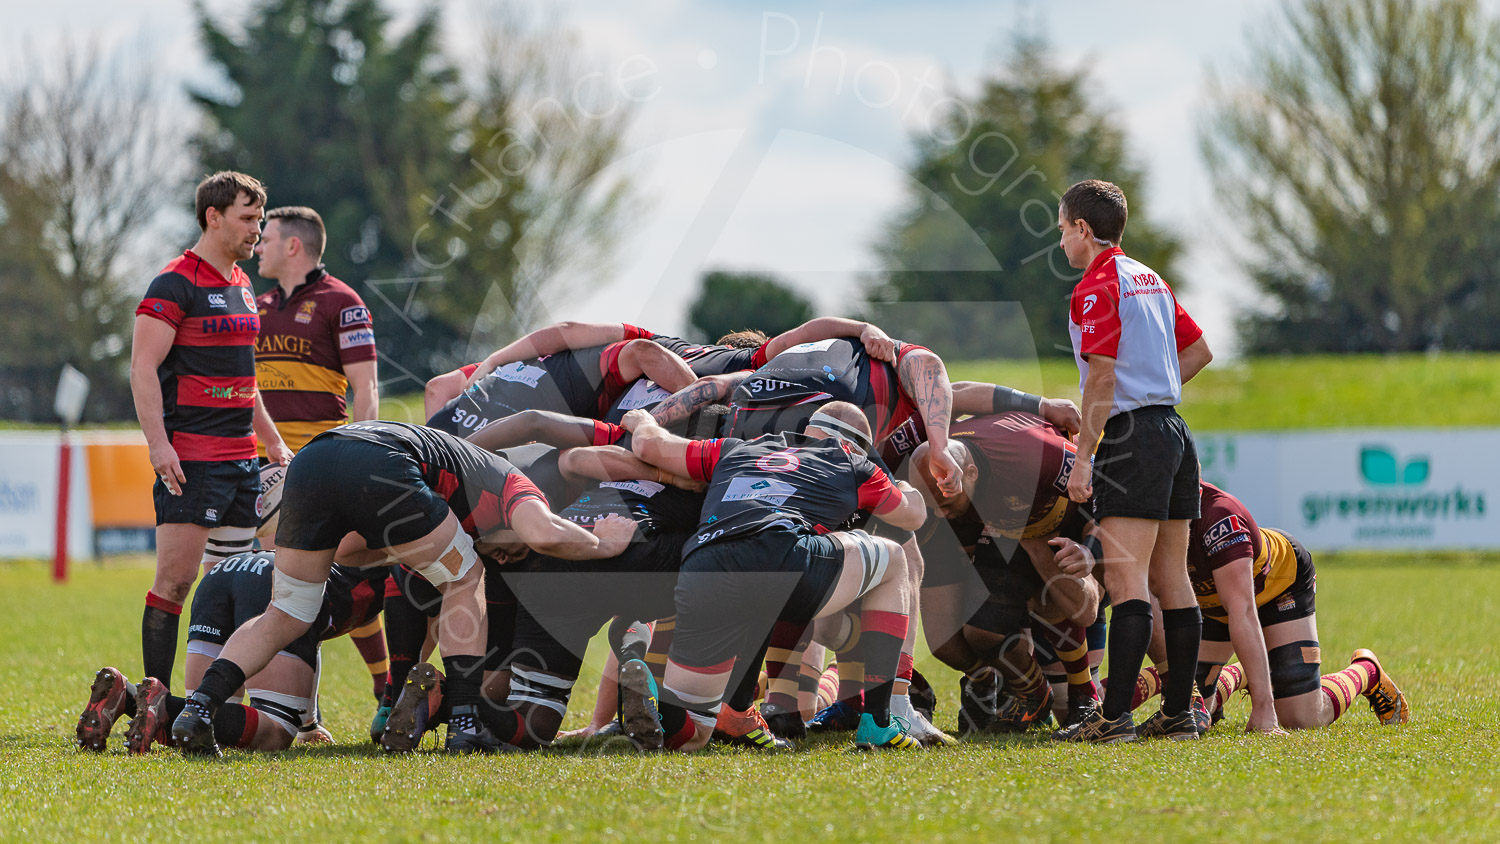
[2,0,1282,357]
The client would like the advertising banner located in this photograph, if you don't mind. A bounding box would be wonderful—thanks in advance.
[0,434,93,559]
[1198,429,1494,550]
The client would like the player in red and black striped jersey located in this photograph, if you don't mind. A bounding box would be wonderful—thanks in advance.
[167,421,639,757]
[129,171,291,699]
[618,402,929,751]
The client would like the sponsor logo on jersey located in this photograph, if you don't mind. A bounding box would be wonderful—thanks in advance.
[207,293,227,308]
[784,339,840,354]
[203,385,257,401]
[496,362,547,388]
[1203,513,1250,555]
[203,315,259,334]
[340,306,371,328]
[339,328,375,349]
[722,476,797,505]
[294,300,317,324]
[240,288,256,310]
[601,480,666,497]
[617,380,670,410]
[1082,293,1097,315]
[1054,449,1076,494]
[755,450,802,473]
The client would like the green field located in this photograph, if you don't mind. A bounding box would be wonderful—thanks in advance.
[4,553,1497,841]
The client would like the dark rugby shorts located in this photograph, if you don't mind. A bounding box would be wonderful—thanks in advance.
[154,458,260,528]
[1091,405,1200,521]
[275,435,449,552]
[187,552,321,669]
[1202,531,1318,698]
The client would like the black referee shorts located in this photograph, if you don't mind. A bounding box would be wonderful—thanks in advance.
[1091,405,1200,521]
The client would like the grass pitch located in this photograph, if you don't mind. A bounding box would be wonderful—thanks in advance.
[3,553,1497,842]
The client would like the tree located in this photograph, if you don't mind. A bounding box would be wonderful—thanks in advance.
[867,35,1180,361]
[194,0,638,388]
[1204,0,1500,353]
[689,270,814,343]
[0,41,189,421]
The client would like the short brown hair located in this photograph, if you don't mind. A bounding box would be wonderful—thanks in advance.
[195,171,267,230]
[1060,179,1128,244]
[716,329,770,348]
[266,206,327,259]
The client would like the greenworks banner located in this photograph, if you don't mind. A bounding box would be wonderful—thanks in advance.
[1196,430,1493,550]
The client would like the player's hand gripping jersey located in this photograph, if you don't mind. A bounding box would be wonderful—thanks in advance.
[725,338,927,464]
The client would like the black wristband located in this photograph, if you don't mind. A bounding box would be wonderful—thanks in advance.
[992,385,1044,417]
[1084,534,1104,562]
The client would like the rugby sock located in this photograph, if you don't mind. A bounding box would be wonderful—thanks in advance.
[211,702,262,748]
[1130,665,1164,709]
[1160,607,1202,715]
[612,618,653,663]
[1319,659,1378,720]
[382,590,428,691]
[894,652,915,699]
[442,655,485,734]
[193,662,249,716]
[1042,622,1100,703]
[644,617,674,684]
[797,651,827,715]
[996,639,1049,701]
[350,616,389,702]
[1102,600,1153,720]
[764,620,811,714]
[815,664,840,712]
[141,592,183,689]
[856,610,908,727]
[1210,664,1246,713]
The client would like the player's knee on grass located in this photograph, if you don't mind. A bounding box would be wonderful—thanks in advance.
[1267,640,1322,701]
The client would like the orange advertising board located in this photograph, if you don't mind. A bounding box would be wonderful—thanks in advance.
[85,440,156,528]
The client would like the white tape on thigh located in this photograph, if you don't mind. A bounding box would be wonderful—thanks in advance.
[205,525,256,561]
[256,462,288,539]
[270,570,325,623]
[247,689,312,735]
[846,530,891,601]
[415,529,478,587]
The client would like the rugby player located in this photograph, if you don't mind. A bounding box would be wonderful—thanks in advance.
[620,402,930,751]
[908,411,1105,733]
[131,171,291,694]
[252,204,388,723]
[1055,179,1215,742]
[167,421,637,756]
[1181,482,1408,732]
[76,549,386,754]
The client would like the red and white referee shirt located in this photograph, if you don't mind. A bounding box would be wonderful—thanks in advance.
[1068,247,1202,417]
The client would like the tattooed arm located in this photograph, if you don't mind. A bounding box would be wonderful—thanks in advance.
[897,347,961,496]
[650,372,749,428]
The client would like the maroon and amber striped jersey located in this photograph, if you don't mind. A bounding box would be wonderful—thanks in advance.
[1188,482,1299,617]
[255,268,377,453]
[949,412,1080,540]
[135,250,261,462]
[317,421,547,539]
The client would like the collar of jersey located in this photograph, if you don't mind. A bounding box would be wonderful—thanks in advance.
[1083,246,1124,278]
[273,264,330,307]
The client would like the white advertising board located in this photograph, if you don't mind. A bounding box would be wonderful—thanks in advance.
[0,434,93,559]
[1197,429,1495,550]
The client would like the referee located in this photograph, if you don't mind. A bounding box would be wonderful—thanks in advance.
[130,171,292,692]
[1053,179,1214,743]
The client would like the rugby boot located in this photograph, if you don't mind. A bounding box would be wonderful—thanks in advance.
[908,668,937,723]
[123,678,174,755]
[369,704,393,745]
[905,708,959,747]
[714,704,793,751]
[76,667,133,752]
[852,713,923,751]
[1053,706,1136,743]
[760,700,808,742]
[805,699,862,733]
[1352,649,1410,726]
[992,685,1053,734]
[1190,692,1213,735]
[1058,695,1100,732]
[381,662,443,753]
[618,658,665,751]
[444,705,511,754]
[1136,707,1203,741]
[593,718,625,738]
[958,672,1000,734]
[168,689,221,758]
